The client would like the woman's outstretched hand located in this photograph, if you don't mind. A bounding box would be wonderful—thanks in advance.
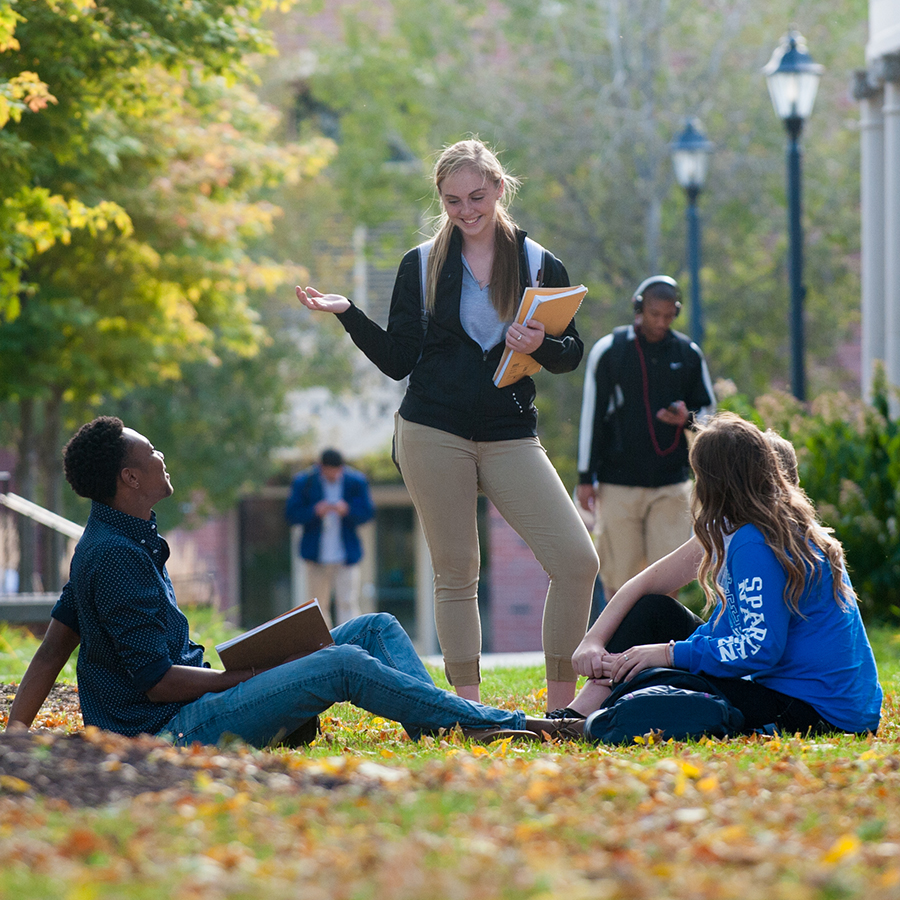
[295,286,351,314]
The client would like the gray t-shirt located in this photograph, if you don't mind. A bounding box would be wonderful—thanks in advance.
[460,256,509,351]
[318,476,346,564]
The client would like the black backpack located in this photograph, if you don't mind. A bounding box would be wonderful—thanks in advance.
[583,667,745,745]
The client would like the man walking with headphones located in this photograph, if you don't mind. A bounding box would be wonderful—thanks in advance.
[576,276,715,596]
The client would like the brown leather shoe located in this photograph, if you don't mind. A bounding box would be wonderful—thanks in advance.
[524,717,586,741]
[460,727,543,744]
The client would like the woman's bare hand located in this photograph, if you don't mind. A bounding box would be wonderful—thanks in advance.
[295,286,351,314]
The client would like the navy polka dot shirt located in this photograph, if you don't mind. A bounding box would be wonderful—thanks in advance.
[52,501,208,736]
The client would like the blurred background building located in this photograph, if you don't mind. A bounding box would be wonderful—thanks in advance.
[856,0,900,401]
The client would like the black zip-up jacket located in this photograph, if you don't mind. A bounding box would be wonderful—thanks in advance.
[577,324,716,487]
[335,228,583,441]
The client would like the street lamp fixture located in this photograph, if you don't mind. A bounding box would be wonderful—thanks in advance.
[764,30,823,401]
[670,118,713,346]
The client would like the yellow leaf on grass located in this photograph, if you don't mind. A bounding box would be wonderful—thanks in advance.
[309,756,348,776]
[0,775,31,793]
[525,780,553,802]
[194,771,214,791]
[515,821,543,840]
[715,825,746,842]
[491,738,512,758]
[823,834,860,864]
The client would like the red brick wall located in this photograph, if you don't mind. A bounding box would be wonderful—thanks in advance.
[167,511,239,616]
[487,503,548,652]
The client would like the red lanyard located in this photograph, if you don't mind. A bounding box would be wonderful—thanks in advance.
[634,331,685,457]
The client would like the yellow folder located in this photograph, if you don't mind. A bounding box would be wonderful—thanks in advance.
[493,284,588,388]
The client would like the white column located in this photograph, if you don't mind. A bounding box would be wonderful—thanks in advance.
[859,88,886,399]
[884,78,900,405]
[352,224,368,313]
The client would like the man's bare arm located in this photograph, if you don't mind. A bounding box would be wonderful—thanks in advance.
[6,619,80,730]
[144,664,257,703]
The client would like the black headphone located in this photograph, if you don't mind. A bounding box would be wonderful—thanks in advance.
[632,275,681,315]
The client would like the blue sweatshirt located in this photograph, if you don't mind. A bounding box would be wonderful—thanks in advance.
[672,523,882,734]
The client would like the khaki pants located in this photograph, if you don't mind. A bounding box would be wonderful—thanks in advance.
[304,561,362,628]
[594,481,693,595]
[395,416,598,686]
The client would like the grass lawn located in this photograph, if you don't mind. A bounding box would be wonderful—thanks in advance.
[0,612,897,900]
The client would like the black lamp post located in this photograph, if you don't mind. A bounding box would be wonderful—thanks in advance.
[764,30,823,402]
[670,119,713,346]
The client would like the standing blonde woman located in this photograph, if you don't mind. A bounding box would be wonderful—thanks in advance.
[296,139,598,710]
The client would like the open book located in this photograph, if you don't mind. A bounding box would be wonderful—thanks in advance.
[215,598,334,671]
[493,284,588,388]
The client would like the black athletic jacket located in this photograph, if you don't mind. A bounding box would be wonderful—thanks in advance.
[577,324,716,487]
[336,228,583,442]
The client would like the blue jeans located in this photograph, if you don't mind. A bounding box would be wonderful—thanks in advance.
[161,613,527,747]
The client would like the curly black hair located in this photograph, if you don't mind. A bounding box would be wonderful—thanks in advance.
[63,416,129,503]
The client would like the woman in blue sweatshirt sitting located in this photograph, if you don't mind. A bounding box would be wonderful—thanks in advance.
[564,412,882,736]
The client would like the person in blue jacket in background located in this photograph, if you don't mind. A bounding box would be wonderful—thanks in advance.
[285,448,375,627]
[563,412,882,736]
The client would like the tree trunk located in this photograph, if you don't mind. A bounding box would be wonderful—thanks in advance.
[39,389,65,592]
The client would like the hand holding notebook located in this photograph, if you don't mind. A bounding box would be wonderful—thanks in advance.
[493,284,588,388]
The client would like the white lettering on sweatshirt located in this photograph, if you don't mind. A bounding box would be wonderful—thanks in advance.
[714,575,768,663]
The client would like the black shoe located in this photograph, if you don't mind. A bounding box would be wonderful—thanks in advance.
[546,707,587,720]
[276,715,320,748]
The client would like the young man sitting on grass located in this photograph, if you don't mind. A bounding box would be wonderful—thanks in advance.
[6,417,582,747]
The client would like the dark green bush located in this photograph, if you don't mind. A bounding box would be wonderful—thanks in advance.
[719,367,900,623]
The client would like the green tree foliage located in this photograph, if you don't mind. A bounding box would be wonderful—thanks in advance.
[98,329,296,533]
[0,0,279,316]
[288,0,867,480]
[0,5,329,396]
[0,0,339,584]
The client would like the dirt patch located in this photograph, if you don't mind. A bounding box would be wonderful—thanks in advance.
[0,729,205,807]
[0,684,354,808]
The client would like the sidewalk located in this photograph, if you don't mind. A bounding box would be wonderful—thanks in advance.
[422,651,544,670]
